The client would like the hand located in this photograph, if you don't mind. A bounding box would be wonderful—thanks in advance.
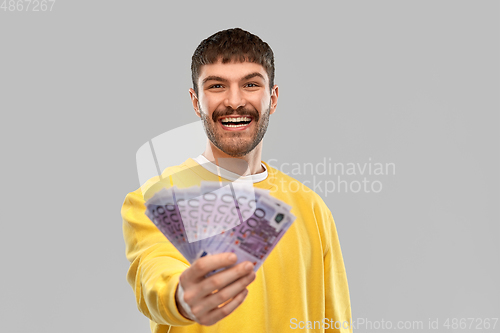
[175,253,256,326]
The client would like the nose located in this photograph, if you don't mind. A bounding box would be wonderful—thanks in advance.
[224,86,246,110]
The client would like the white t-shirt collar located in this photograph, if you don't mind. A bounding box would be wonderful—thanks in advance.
[192,155,268,183]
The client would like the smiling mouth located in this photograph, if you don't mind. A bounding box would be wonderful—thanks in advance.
[219,116,253,129]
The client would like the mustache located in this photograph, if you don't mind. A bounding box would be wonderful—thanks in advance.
[212,107,259,122]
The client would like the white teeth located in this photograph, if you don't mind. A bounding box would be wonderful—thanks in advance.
[223,123,247,128]
[221,117,251,123]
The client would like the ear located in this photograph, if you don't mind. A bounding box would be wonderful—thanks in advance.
[189,88,201,118]
[269,85,279,115]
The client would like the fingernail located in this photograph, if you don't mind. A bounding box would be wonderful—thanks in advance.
[245,262,253,270]
[228,253,237,261]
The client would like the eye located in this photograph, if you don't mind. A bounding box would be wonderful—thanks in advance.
[209,84,224,89]
[245,83,259,88]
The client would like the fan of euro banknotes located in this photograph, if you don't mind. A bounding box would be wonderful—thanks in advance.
[144,181,296,275]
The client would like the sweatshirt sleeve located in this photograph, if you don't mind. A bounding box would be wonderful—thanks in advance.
[321,206,353,332]
[121,189,195,327]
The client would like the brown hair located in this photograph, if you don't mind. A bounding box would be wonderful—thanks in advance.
[191,28,275,95]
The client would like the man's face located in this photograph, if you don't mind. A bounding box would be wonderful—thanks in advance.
[190,60,278,157]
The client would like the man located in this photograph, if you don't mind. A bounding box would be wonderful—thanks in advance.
[122,28,352,332]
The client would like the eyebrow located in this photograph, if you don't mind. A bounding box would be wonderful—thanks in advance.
[201,72,266,85]
[243,72,266,81]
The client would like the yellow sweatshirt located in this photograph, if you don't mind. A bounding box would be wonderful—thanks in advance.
[122,158,352,332]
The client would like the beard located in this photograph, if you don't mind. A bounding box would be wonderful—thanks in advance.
[199,101,271,157]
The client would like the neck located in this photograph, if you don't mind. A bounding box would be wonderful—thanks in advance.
[202,141,264,176]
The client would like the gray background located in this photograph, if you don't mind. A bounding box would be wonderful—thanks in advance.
[1,0,498,332]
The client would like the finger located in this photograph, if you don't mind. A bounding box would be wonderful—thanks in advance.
[182,261,253,315]
[185,253,238,282]
[197,288,249,326]
[199,261,254,296]
[197,270,255,318]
